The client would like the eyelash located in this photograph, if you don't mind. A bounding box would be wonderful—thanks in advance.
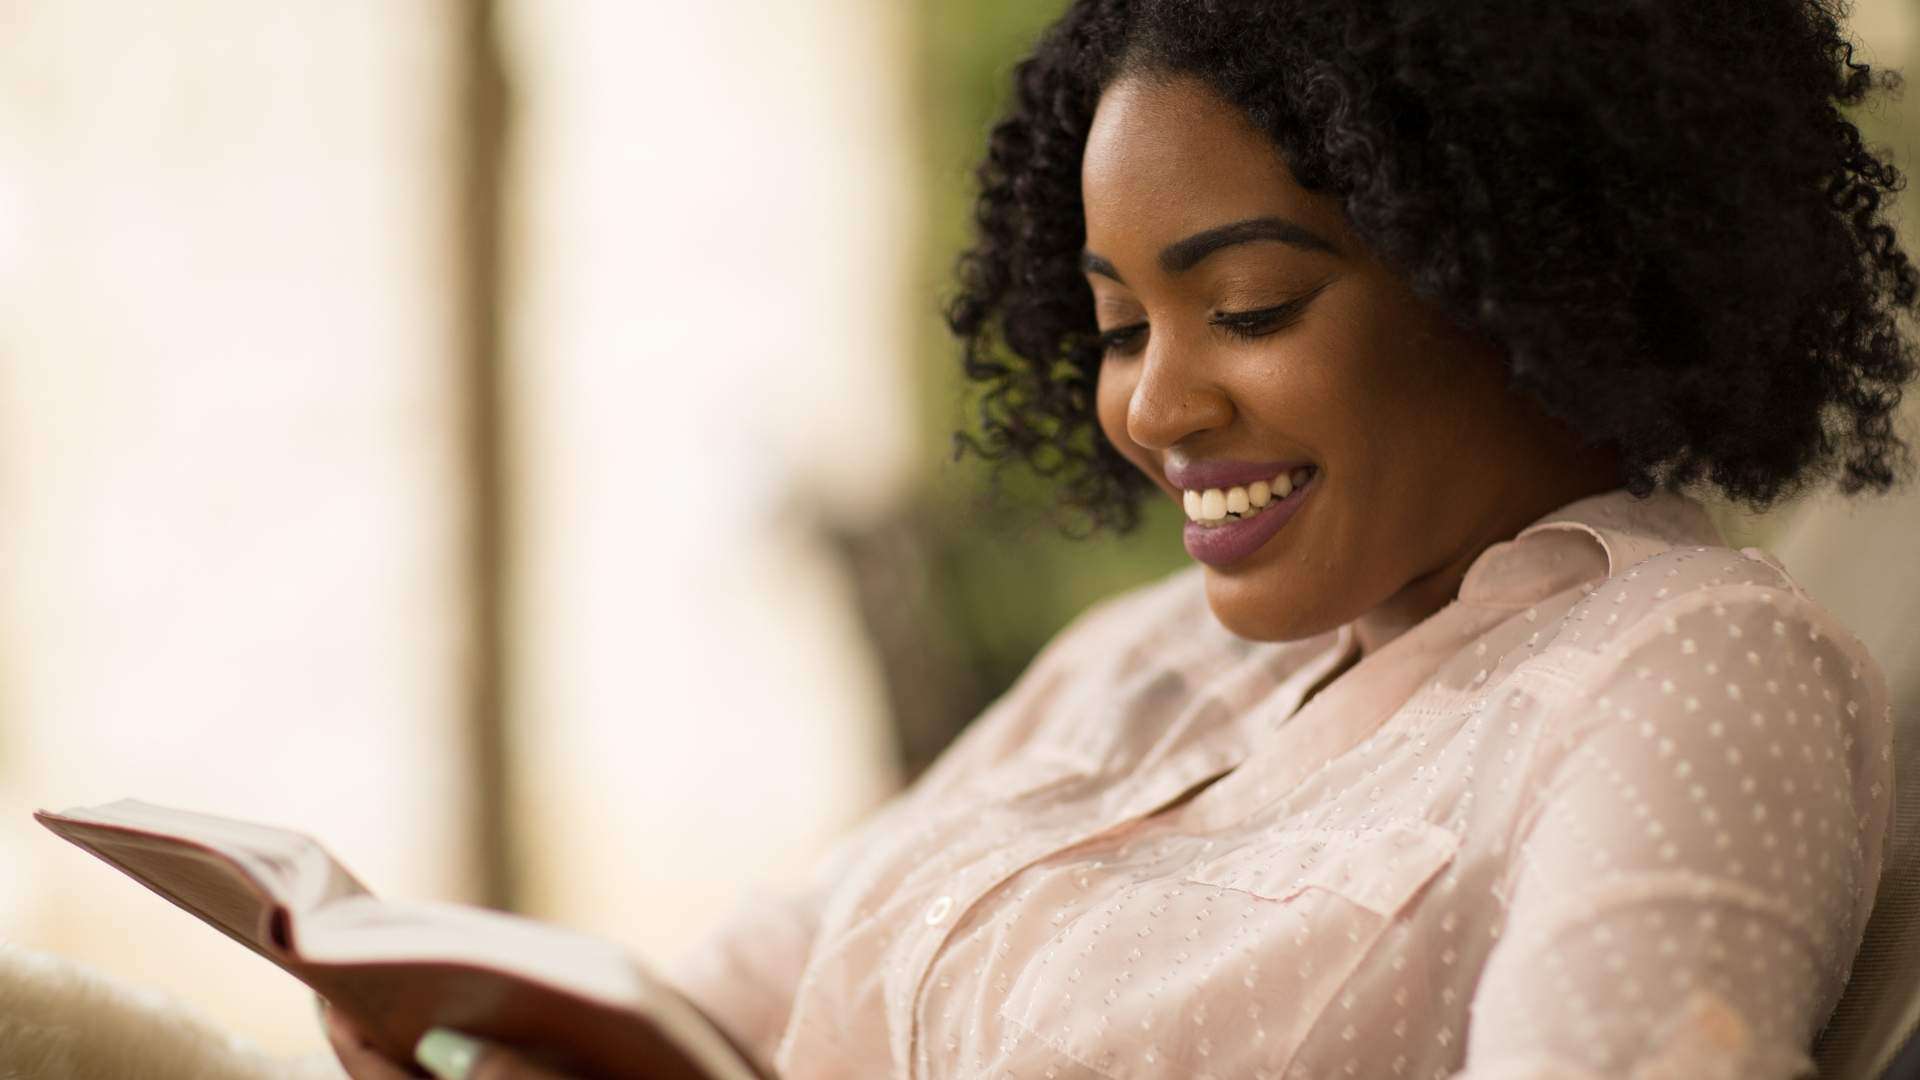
[1096,291,1319,357]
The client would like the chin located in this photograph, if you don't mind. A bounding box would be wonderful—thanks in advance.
[1201,569,1346,644]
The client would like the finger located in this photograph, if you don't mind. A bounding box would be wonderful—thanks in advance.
[321,1002,421,1080]
[416,1028,579,1080]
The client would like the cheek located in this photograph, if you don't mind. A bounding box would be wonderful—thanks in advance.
[1339,336,1505,473]
[1282,304,1456,462]
[1300,315,1519,555]
[1234,329,1379,465]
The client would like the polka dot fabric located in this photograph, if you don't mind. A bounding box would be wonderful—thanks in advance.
[667,489,1892,1080]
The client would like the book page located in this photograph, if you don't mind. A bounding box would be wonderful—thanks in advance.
[301,897,649,1005]
[36,800,765,1079]
[34,800,373,959]
[62,831,281,951]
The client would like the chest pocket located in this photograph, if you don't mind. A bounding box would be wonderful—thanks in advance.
[995,818,1460,1080]
[1185,817,1460,914]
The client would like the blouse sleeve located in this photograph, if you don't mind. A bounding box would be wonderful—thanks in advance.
[1455,586,1893,1080]
[663,583,1156,1074]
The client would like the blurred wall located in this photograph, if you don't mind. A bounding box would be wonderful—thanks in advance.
[498,0,913,959]
[0,0,913,1056]
[0,0,474,1054]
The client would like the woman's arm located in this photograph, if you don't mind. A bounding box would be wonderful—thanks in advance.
[1456,589,1893,1079]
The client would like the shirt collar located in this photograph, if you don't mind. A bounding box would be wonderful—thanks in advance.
[1457,487,1727,608]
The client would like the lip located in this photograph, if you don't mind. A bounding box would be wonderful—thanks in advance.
[1164,457,1314,494]
[1181,467,1318,568]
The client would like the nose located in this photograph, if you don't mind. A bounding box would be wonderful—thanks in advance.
[1124,332,1233,451]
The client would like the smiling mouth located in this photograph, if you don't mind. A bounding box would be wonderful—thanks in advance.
[1182,465,1318,527]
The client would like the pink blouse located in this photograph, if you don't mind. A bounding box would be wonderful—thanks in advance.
[667,488,1893,1079]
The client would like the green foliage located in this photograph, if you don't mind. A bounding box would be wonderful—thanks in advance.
[879,0,1187,770]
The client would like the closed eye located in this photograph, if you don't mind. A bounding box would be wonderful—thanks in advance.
[1212,289,1323,339]
[1096,323,1147,354]
[1096,281,1329,357]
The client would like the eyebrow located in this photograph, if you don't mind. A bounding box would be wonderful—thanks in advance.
[1079,215,1341,282]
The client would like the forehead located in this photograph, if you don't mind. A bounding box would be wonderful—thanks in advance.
[1082,72,1334,249]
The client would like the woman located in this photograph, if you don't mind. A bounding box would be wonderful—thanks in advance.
[329,0,1917,1076]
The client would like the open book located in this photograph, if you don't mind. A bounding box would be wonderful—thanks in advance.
[34,799,769,1080]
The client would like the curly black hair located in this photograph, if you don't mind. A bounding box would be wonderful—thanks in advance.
[945,0,1920,535]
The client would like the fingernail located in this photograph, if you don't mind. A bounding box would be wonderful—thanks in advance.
[415,1027,482,1080]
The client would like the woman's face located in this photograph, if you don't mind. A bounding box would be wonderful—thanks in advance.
[1084,71,1616,647]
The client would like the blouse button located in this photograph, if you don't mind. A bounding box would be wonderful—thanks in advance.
[925,895,954,926]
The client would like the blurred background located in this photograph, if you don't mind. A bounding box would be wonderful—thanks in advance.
[0,0,1913,1056]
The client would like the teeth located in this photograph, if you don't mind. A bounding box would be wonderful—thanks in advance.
[1183,466,1315,526]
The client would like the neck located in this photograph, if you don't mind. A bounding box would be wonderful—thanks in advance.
[1352,467,1620,658]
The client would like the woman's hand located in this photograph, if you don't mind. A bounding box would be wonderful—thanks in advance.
[320,998,583,1080]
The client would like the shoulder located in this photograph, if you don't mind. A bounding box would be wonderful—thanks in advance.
[1523,540,1895,931]
[1045,562,1219,665]
[909,564,1227,782]
[1554,543,1890,744]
